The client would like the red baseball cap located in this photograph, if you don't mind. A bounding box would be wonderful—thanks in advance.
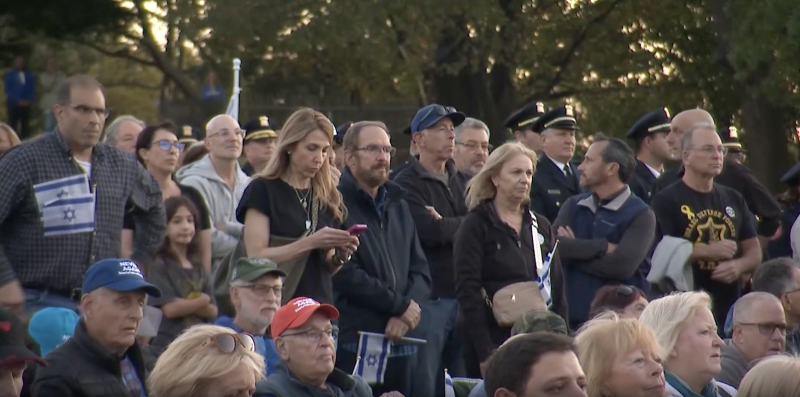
[271,297,339,339]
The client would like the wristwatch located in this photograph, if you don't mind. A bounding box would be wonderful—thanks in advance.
[332,250,351,266]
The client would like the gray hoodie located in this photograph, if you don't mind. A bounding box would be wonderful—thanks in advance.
[175,155,251,266]
[716,339,749,389]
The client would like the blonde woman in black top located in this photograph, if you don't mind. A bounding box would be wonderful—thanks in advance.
[454,142,567,378]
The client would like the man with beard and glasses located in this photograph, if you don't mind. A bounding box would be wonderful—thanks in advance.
[215,257,286,380]
[334,121,432,396]
[453,117,491,177]
[553,136,656,330]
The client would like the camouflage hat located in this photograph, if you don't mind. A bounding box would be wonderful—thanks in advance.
[511,310,568,336]
[231,257,287,282]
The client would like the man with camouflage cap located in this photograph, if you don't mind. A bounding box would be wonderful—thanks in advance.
[215,257,286,376]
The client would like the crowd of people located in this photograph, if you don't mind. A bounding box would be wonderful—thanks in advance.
[2,70,800,397]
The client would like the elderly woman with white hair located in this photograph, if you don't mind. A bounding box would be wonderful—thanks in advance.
[148,324,265,397]
[638,291,737,397]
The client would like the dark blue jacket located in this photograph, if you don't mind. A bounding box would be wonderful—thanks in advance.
[334,168,432,345]
[555,188,655,328]
[259,363,373,397]
[4,70,36,102]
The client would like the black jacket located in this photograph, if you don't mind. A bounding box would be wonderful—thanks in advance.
[454,200,568,363]
[651,161,781,236]
[530,156,582,222]
[32,320,149,397]
[392,157,469,299]
[628,160,658,204]
[334,169,432,343]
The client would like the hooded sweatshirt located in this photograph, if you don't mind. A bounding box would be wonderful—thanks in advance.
[176,155,251,265]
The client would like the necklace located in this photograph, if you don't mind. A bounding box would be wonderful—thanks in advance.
[294,187,312,230]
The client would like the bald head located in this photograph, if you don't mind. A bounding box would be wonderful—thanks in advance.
[206,114,239,133]
[204,114,243,160]
[667,108,716,158]
[733,292,783,324]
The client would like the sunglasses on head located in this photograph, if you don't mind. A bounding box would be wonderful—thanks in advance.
[615,285,635,297]
[203,333,256,353]
[419,105,457,122]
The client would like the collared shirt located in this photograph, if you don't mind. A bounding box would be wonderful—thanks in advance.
[548,156,568,176]
[0,130,164,290]
[645,163,662,178]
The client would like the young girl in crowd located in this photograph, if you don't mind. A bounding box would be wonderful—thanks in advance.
[146,196,218,362]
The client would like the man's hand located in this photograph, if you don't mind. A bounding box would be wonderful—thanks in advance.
[711,260,743,284]
[425,206,442,220]
[330,166,342,186]
[379,392,404,397]
[607,243,618,253]
[0,281,24,313]
[699,240,737,261]
[400,300,421,329]
[385,317,410,341]
[557,226,575,238]
[480,361,489,378]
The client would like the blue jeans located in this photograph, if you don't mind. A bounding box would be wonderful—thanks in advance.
[24,288,80,315]
[409,298,465,397]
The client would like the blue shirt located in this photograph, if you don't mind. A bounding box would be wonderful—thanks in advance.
[120,356,146,397]
[214,316,281,375]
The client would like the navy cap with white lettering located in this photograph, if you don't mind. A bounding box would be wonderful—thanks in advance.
[82,258,162,297]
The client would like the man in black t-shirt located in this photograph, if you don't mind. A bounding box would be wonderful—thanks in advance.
[651,123,762,330]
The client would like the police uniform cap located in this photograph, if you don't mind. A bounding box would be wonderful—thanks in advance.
[179,125,203,145]
[530,105,578,134]
[334,122,353,145]
[719,126,743,152]
[780,161,800,186]
[242,116,278,143]
[625,108,671,140]
[504,102,548,131]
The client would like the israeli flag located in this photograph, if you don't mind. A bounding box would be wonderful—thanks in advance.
[225,87,241,121]
[41,195,95,236]
[354,332,391,385]
[33,174,91,212]
[445,370,456,397]
[535,241,558,307]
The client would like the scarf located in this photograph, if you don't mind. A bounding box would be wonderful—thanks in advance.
[664,371,718,397]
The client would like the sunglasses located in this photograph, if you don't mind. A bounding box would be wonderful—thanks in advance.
[203,333,256,353]
[615,285,635,297]
[419,105,457,122]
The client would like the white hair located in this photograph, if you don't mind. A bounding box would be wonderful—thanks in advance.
[455,117,490,140]
[638,291,713,363]
[103,115,145,144]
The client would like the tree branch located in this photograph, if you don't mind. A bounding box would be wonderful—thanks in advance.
[103,81,160,90]
[66,38,155,66]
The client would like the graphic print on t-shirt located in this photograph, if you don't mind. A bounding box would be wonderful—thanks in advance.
[680,204,739,271]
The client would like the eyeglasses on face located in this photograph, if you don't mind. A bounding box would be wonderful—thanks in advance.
[203,333,256,352]
[69,104,110,119]
[152,140,185,153]
[237,284,282,297]
[737,322,788,336]
[355,145,396,157]
[281,328,338,343]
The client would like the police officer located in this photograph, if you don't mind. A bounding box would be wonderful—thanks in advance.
[241,115,279,176]
[652,109,781,245]
[767,162,800,258]
[506,102,548,155]
[720,126,746,165]
[625,108,672,204]
[530,105,581,222]
[178,125,203,146]
[390,125,415,180]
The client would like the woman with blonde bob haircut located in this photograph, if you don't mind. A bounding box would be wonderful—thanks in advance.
[575,311,665,397]
[148,324,265,397]
[638,292,736,397]
[737,356,800,397]
[0,122,21,155]
[237,108,358,305]
[454,142,568,378]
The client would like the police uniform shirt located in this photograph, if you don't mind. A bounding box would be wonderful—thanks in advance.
[626,108,670,204]
[650,181,757,329]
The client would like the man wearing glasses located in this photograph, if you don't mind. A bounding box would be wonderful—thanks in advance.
[177,114,251,270]
[718,292,787,388]
[650,123,762,332]
[333,121,431,396]
[453,117,491,176]
[216,257,286,379]
[0,75,164,314]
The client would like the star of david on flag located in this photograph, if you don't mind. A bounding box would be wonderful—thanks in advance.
[41,196,96,237]
[535,240,559,307]
[354,332,391,385]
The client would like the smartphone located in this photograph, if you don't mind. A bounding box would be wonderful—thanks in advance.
[347,224,368,236]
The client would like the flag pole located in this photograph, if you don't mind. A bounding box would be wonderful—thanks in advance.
[225,58,242,122]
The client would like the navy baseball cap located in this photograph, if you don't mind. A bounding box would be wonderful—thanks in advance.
[410,104,466,134]
[82,258,162,297]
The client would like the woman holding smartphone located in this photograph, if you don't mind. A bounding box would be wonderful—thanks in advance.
[237,108,358,304]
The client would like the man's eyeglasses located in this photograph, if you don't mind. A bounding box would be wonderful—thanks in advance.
[737,322,788,336]
[455,141,492,152]
[208,129,245,140]
[237,284,282,297]
[152,140,185,153]
[203,333,256,352]
[69,104,110,119]
[355,145,396,157]
[281,328,338,343]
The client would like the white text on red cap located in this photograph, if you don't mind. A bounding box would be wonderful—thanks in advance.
[293,298,320,313]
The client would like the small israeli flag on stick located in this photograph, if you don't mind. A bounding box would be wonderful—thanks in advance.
[536,240,558,307]
[445,369,456,397]
[354,332,392,385]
